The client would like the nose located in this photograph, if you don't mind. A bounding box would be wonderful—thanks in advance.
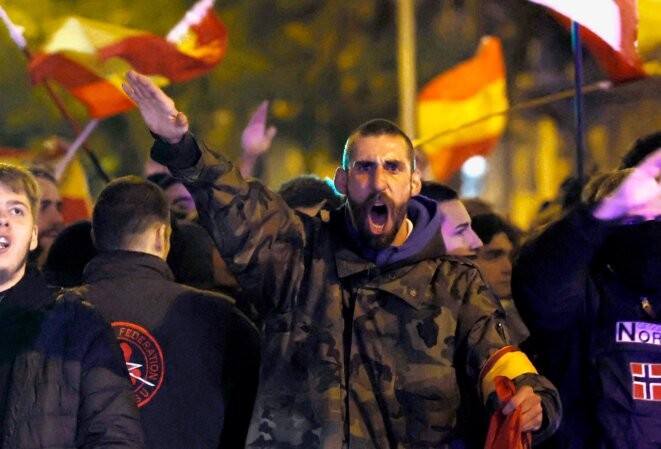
[503,257,512,275]
[467,230,483,251]
[372,166,387,192]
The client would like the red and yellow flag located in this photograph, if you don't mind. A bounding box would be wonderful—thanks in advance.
[529,0,661,82]
[417,36,508,181]
[0,145,92,223]
[28,0,227,118]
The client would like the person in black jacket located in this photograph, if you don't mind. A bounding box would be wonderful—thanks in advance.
[79,176,260,449]
[513,148,661,449]
[0,163,144,448]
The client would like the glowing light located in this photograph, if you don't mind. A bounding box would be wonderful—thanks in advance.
[461,155,488,178]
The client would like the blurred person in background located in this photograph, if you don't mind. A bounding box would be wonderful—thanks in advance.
[27,167,64,268]
[472,213,528,345]
[419,180,483,256]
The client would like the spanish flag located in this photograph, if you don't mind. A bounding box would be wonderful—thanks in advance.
[529,0,661,82]
[417,36,508,182]
[28,0,227,118]
[0,145,92,223]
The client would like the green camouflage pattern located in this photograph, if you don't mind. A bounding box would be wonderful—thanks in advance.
[166,137,543,448]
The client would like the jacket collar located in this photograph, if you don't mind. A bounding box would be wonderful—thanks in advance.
[330,202,444,310]
[332,196,444,278]
[83,250,175,284]
[0,266,53,315]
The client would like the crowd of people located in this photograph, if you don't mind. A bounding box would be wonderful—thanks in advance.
[0,70,658,449]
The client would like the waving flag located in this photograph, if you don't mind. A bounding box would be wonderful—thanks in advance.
[28,0,227,118]
[417,36,508,181]
[529,0,660,82]
[0,144,92,223]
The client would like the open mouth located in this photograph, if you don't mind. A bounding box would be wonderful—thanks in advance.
[368,202,389,234]
[0,236,10,249]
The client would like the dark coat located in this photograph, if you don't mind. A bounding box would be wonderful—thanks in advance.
[151,134,561,449]
[513,207,661,449]
[0,268,144,449]
[79,251,259,449]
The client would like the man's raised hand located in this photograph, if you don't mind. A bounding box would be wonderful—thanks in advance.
[122,71,189,144]
[594,148,661,221]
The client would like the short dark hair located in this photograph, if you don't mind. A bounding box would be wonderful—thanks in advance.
[92,176,170,251]
[0,163,40,221]
[419,180,458,203]
[619,131,661,169]
[342,119,415,170]
[472,213,521,246]
[278,174,344,211]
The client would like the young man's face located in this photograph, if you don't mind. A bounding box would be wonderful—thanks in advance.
[439,199,483,256]
[335,134,420,249]
[0,183,38,291]
[474,232,513,299]
[35,176,64,253]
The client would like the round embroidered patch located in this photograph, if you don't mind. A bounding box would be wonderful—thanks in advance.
[112,321,165,407]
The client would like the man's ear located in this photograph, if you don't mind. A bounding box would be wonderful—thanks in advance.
[30,224,38,251]
[154,223,169,259]
[411,169,422,196]
[333,167,348,195]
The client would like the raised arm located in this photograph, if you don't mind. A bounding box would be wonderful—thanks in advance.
[593,148,661,220]
[124,71,307,317]
[240,100,277,178]
[122,70,189,144]
[513,148,661,331]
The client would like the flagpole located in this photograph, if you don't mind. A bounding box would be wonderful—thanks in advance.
[54,119,99,180]
[396,0,417,137]
[0,6,110,183]
[571,20,586,185]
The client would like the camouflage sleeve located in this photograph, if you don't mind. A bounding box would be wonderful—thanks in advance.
[512,373,562,445]
[151,133,306,316]
[447,262,562,445]
[446,260,511,383]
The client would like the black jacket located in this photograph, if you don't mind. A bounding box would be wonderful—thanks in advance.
[79,251,260,449]
[513,207,661,449]
[0,267,144,449]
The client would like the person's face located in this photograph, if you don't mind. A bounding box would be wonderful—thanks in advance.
[439,200,483,256]
[0,183,38,291]
[35,177,64,253]
[165,183,197,221]
[475,232,513,299]
[334,134,420,249]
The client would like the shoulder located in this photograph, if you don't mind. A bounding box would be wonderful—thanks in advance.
[432,255,483,281]
[34,288,115,357]
[178,284,236,307]
[427,255,493,299]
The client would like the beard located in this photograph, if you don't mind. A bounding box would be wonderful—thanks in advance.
[347,192,408,250]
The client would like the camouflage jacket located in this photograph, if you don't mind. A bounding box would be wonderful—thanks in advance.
[152,134,559,449]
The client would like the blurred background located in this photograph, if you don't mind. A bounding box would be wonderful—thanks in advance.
[1,0,660,229]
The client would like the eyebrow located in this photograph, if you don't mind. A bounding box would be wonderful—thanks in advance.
[6,199,29,209]
[353,158,407,166]
[454,222,469,232]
